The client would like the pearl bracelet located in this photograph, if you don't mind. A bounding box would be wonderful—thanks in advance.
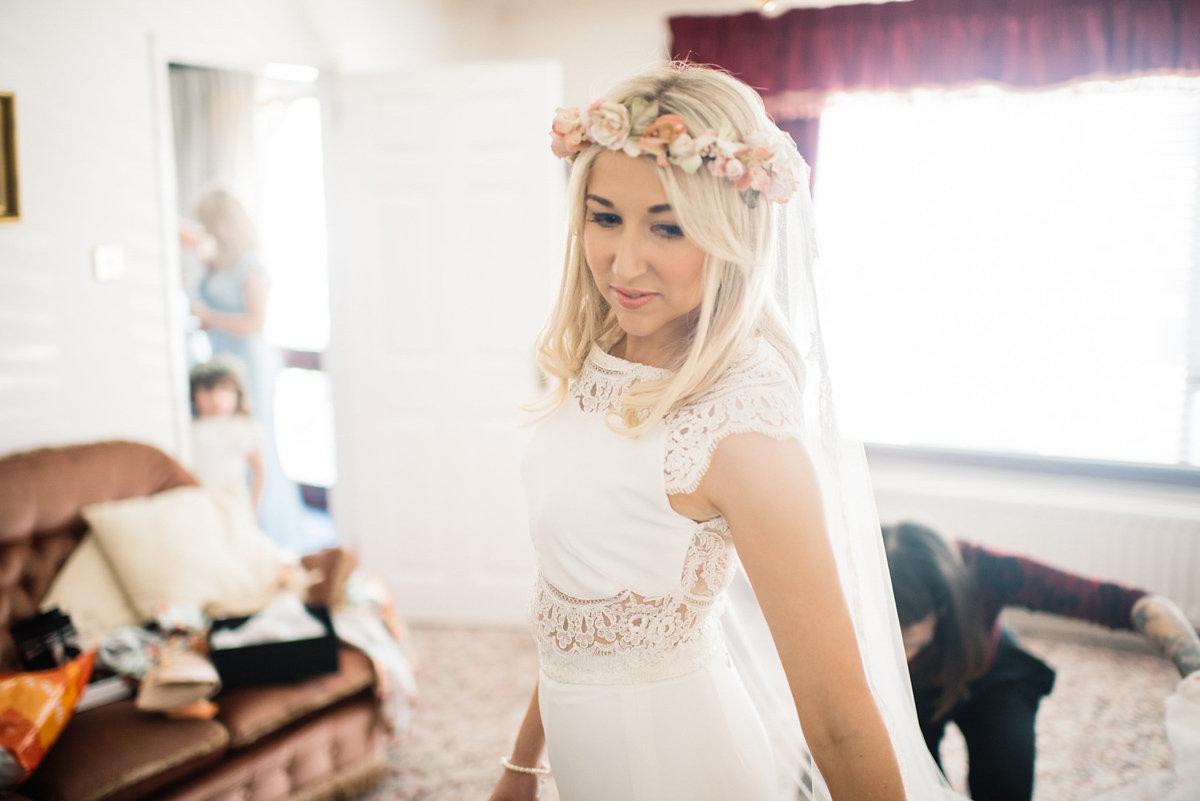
[500,755,551,776]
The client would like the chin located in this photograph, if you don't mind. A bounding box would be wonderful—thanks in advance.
[613,314,664,339]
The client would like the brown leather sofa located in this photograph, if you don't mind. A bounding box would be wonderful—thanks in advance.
[0,441,389,801]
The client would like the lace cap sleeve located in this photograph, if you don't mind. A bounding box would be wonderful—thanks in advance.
[664,340,804,495]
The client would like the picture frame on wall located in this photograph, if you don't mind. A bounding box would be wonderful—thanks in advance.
[0,92,18,222]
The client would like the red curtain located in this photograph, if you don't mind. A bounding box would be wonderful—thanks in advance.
[670,0,1200,98]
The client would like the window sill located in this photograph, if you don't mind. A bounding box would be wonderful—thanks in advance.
[863,443,1200,489]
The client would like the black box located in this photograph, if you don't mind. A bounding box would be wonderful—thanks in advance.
[11,607,81,670]
[208,604,339,688]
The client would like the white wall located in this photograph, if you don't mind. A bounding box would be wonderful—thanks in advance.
[0,0,465,460]
[480,0,842,106]
[307,0,495,71]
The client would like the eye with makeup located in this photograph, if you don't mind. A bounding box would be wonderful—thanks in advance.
[585,210,621,228]
[651,223,685,240]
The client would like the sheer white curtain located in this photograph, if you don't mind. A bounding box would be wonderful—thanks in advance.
[168,64,257,221]
[168,63,259,348]
[813,78,1200,467]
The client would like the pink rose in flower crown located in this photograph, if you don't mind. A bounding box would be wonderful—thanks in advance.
[724,155,748,183]
[585,98,631,151]
[705,135,746,179]
[550,107,588,159]
[709,146,746,183]
[731,167,754,193]
[745,162,772,194]
[637,114,689,167]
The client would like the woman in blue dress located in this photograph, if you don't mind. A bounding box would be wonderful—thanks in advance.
[187,188,308,551]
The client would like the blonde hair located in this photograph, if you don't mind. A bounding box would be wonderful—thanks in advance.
[534,63,803,436]
[194,188,259,271]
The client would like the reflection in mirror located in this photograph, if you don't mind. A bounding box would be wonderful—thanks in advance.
[169,62,335,551]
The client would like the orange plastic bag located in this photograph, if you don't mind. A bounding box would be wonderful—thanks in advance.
[0,650,95,789]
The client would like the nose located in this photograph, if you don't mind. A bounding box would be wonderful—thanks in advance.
[611,227,645,283]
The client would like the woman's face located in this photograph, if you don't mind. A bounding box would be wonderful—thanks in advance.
[583,150,707,352]
[194,382,239,418]
[901,611,939,661]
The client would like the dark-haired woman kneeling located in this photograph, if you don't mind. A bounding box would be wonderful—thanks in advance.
[883,521,1200,801]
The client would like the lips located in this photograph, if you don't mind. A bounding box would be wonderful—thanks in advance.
[612,286,657,310]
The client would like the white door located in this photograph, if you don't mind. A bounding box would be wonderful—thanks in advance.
[322,62,564,626]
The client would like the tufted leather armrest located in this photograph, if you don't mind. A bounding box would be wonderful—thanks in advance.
[0,441,196,669]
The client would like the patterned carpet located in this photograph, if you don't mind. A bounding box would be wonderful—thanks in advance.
[362,624,1181,801]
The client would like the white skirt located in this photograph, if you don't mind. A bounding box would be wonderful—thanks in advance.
[538,650,783,801]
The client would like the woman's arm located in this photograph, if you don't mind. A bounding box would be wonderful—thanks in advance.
[193,269,268,336]
[698,432,905,801]
[964,544,1149,633]
[247,448,264,507]
[1132,595,1200,677]
[487,684,547,801]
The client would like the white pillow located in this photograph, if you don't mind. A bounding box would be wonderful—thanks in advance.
[82,482,288,620]
[40,534,141,643]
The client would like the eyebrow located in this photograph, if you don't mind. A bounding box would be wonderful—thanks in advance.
[585,194,673,214]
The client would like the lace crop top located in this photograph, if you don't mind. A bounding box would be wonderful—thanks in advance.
[522,338,804,685]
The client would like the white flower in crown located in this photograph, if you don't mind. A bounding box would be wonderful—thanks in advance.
[716,151,747,183]
[742,131,806,203]
[585,98,631,151]
[706,131,748,183]
[767,134,808,203]
[740,133,773,195]
[767,161,802,204]
[665,131,706,174]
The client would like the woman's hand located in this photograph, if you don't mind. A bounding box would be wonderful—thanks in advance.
[178,218,218,262]
[178,217,206,251]
[1132,594,1200,677]
[486,770,541,801]
[489,686,547,801]
[247,449,264,507]
[188,270,267,336]
[190,299,211,329]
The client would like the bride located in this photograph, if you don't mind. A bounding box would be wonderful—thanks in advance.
[488,62,961,801]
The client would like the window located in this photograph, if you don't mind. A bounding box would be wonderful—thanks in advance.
[813,78,1200,467]
[255,89,336,488]
[257,95,329,353]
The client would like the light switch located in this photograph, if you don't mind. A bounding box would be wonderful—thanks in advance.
[92,244,124,282]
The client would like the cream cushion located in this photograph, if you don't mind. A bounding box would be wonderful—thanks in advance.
[82,482,287,619]
[41,534,141,642]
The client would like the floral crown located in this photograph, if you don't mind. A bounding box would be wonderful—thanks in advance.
[550,96,808,206]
